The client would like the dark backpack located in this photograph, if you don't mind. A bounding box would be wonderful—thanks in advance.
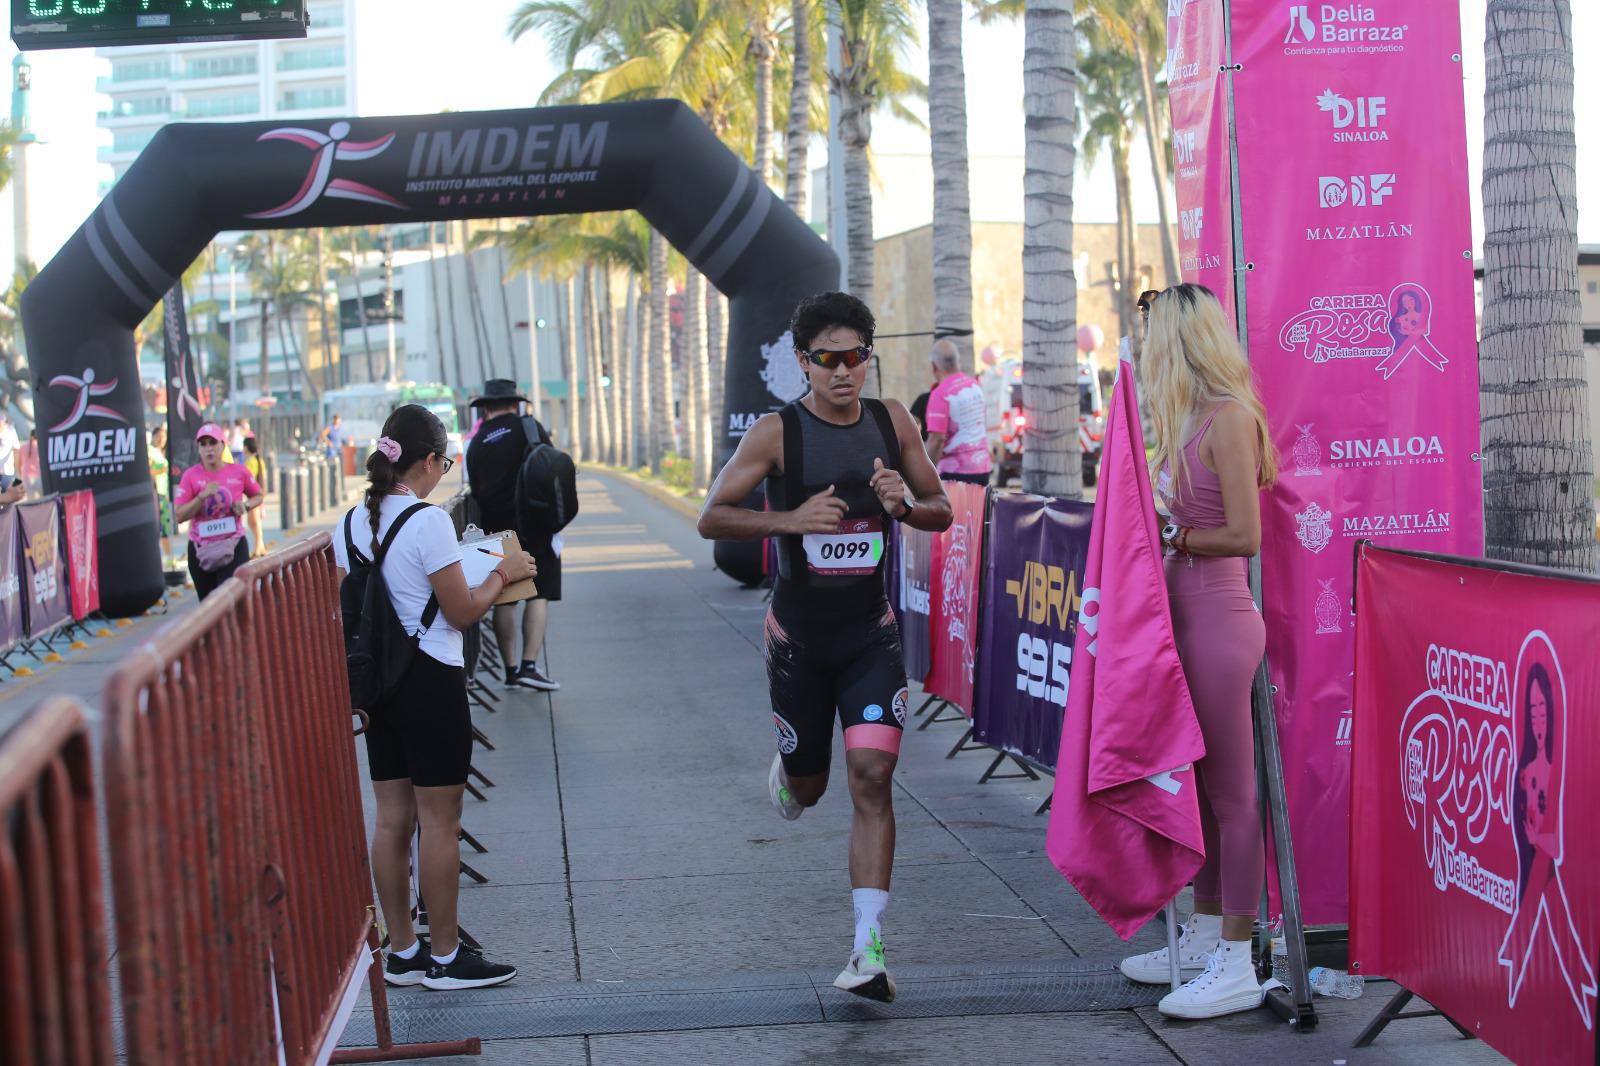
[340,505,439,711]
[514,415,579,536]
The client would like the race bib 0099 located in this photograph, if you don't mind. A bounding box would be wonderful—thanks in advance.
[803,517,884,576]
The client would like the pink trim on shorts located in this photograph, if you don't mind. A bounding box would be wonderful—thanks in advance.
[844,723,903,755]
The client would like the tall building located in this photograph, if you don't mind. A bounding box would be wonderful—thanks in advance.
[95,0,356,184]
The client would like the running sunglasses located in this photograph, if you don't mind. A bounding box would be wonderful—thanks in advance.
[803,345,875,369]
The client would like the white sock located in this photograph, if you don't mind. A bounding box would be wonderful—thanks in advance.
[431,945,459,966]
[852,888,889,952]
[392,938,421,960]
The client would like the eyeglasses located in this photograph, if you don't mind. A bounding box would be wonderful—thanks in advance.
[804,345,874,369]
[435,453,455,475]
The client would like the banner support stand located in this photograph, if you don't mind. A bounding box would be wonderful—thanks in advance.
[917,699,965,729]
[1221,0,1317,1031]
[1352,986,1475,1048]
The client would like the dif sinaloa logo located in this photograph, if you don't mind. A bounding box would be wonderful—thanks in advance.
[45,368,139,479]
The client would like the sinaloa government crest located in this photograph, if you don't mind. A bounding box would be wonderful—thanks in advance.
[1292,423,1322,477]
[759,330,808,403]
[1295,502,1334,554]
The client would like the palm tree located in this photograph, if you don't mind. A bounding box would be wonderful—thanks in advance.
[785,0,815,214]
[1020,0,1080,498]
[1480,0,1596,570]
[1078,41,1141,343]
[648,229,674,472]
[829,0,925,304]
[928,0,973,365]
[747,0,784,189]
[344,228,380,383]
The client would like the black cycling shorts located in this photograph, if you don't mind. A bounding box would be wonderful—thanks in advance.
[365,650,472,788]
[764,600,909,778]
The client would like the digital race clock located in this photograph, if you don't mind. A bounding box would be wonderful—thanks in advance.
[11,1,309,51]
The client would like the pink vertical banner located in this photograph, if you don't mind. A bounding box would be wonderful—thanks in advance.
[1230,1,1485,923]
[1167,0,1234,319]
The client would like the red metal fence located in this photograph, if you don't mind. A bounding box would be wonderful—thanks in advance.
[0,697,115,1066]
[102,532,478,1064]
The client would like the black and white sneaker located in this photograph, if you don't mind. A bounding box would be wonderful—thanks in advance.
[384,937,430,987]
[503,671,524,691]
[514,663,560,691]
[421,945,518,990]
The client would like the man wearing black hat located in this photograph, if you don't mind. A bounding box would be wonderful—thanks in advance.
[466,379,561,691]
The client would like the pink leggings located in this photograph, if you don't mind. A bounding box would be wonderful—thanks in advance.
[1166,555,1266,917]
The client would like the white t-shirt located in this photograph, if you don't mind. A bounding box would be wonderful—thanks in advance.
[332,495,465,667]
[0,423,17,477]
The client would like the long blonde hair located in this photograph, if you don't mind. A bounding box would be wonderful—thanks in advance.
[1142,283,1278,499]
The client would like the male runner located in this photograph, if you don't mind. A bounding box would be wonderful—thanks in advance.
[698,291,952,1002]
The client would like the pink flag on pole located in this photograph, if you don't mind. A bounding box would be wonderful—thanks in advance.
[1046,362,1208,939]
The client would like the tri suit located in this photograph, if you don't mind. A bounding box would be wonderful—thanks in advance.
[765,398,910,778]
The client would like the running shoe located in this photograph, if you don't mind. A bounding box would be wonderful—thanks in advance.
[1157,940,1263,1019]
[384,937,430,987]
[1119,912,1221,984]
[503,670,523,691]
[514,663,560,691]
[421,944,518,991]
[769,753,804,821]
[833,931,895,1002]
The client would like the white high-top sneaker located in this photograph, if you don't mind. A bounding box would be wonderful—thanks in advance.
[1119,913,1222,985]
[1157,938,1264,1019]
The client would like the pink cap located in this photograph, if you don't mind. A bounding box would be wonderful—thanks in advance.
[195,422,226,442]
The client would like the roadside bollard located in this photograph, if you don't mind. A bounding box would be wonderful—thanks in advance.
[279,468,295,531]
[309,462,325,521]
[292,469,307,530]
[326,458,339,509]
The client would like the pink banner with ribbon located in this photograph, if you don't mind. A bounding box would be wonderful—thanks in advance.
[1352,547,1597,1063]
[1225,0,1485,924]
[1167,0,1235,321]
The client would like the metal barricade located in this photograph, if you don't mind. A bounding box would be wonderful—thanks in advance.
[103,534,479,1064]
[0,698,115,1066]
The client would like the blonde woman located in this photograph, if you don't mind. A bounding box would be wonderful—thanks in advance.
[1118,283,1279,1020]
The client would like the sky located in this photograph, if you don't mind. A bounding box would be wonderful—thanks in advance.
[1,0,1596,271]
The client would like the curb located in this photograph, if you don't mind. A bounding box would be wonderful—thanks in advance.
[579,464,703,524]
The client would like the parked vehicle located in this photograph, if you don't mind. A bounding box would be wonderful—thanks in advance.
[989,363,1105,488]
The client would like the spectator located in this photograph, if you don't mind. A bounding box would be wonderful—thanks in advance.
[19,429,40,495]
[331,403,535,991]
[0,415,18,479]
[242,436,269,557]
[909,390,931,442]
[228,418,247,455]
[0,478,23,506]
[149,426,174,538]
[319,413,346,461]
[924,339,993,485]
[465,378,562,691]
[173,422,263,599]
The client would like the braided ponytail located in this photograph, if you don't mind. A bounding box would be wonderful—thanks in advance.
[362,404,449,547]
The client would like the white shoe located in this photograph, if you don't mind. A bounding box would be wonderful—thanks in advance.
[1119,912,1222,985]
[1157,939,1264,1019]
[833,933,895,1002]
[769,753,804,821]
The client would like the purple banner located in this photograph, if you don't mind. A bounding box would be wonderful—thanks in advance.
[18,497,71,638]
[894,523,934,684]
[0,508,23,649]
[973,493,1094,769]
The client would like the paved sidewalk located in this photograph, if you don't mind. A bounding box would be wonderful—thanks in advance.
[345,472,1505,1066]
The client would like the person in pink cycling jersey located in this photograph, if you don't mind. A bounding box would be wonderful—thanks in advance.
[923,339,992,485]
[173,421,263,598]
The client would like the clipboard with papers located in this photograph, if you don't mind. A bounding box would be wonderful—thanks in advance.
[459,525,539,605]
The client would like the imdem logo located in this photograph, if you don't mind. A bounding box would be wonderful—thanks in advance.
[46,369,138,478]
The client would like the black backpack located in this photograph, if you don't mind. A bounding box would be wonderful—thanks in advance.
[340,505,439,711]
[514,416,579,537]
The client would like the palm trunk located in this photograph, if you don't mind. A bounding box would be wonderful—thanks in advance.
[750,16,777,187]
[785,0,812,215]
[349,230,377,383]
[620,274,638,467]
[427,225,465,390]
[441,222,467,386]
[463,238,496,384]
[682,277,702,482]
[257,295,272,397]
[706,283,726,473]
[494,221,520,380]
[1132,37,1180,285]
[636,278,654,469]
[838,72,875,303]
[314,230,335,391]
[1020,0,1080,498]
[685,270,713,489]
[1114,133,1135,343]
[581,264,604,463]
[601,269,621,465]
[929,0,974,365]
[559,274,583,459]
[648,230,674,472]
[1481,0,1596,570]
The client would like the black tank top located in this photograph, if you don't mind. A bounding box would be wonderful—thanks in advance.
[767,398,901,613]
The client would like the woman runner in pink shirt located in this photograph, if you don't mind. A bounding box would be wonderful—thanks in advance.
[173,421,263,598]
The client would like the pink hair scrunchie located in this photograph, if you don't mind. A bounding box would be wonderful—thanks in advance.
[374,437,402,462]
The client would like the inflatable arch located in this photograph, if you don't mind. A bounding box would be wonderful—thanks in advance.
[23,100,837,616]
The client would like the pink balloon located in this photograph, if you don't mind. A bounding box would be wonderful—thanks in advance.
[1077,324,1105,354]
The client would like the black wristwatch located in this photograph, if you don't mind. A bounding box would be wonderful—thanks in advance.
[895,496,916,522]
